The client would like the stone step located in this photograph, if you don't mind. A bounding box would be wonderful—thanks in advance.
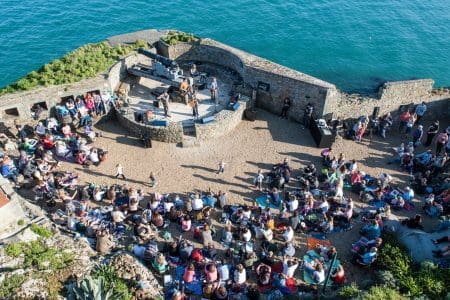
[182,136,200,148]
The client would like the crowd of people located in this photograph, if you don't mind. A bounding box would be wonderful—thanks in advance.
[1,95,449,300]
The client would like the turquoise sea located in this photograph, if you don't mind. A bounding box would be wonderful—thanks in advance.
[0,0,449,93]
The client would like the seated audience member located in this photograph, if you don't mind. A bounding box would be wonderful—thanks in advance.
[401,214,424,230]
[303,259,325,283]
[183,263,195,284]
[331,265,346,284]
[357,247,378,265]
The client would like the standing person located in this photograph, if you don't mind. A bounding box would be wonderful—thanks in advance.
[280,97,291,119]
[436,131,449,155]
[190,90,199,120]
[115,163,126,180]
[404,114,416,137]
[415,102,427,124]
[303,103,314,129]
[412,125,424,147]
[149,172,157,187]
[210,77,218,105]
[355,123,366,142]
[254,169,264,191]
[157,90,171,118]
[424,121,439,147]
[399,110,411,133]
[217,160,225,174]
[179,78,189,105]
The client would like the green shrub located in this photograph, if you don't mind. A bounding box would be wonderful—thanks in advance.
[0,40,148,96]
[92,264,132,300]
[375,270,397,289]
[5,242,24,257]
[160,31,198,45]
[21,240,74,271]
[338,282,360,298]
[360,286,406,300]
[30,224,54,238]
[0,274,27,298]
[17,219,25,226]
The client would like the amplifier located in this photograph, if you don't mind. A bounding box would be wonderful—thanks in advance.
[153,100,160,108]
[202,116,215,124]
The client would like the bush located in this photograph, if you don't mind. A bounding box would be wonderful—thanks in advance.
[5,242,24,257]
[30,224,54,238]
[0,40,148,96]
[360,286,406,300]
[92,264,132,300]
[0,274,27,298]
[22,240,74,270]
[377,233,449,298]
[160,31,198,45]
[338,282,360,299]
[17,219,25,226]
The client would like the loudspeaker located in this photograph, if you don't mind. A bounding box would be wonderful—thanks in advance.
[244,109,256,121]
[153,100,159,108]
[257,81,270,92]
[134,111,143,123]
[202,116,215,124]
[372,107,380,119]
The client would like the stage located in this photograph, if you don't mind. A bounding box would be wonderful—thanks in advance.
[127,77,232,123]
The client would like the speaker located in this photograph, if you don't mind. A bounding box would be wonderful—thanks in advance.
[153,100,159,108]
[257,81,270,92]
[244,109,256,121]
[372,107,380,119]
[134,111,143,123]
[202,116,215,124]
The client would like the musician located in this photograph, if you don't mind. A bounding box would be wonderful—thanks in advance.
[179,78,189,105]
[190,90,200,120]
[157,90,171,118]
[210,77,218,105]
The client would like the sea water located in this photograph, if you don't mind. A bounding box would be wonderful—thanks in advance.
[0,0,449,92]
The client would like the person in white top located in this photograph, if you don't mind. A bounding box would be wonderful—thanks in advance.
[254,169,265,191]
[115,163,125,179]
[192,194,203,211]
[233,264,246,285]
[282,256,300,278]
[288,196,299,212]
[218,262,230,282]
[164,200,174,214]
[261,226,273,242]
[89,149,100,166]
[111,206,126,223]
[242,227,252,242]
[282,226,294,242]
[304,259,326,283]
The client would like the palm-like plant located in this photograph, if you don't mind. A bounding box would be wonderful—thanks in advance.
[70,276,115,300]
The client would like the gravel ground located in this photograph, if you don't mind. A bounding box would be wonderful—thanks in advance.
[57,109,440,284]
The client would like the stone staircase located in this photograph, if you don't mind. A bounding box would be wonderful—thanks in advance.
[181,120,200,147]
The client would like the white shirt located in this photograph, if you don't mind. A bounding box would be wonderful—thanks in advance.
[116,165,123,174]
[242,230,252,242]
[164,202,174,213]
[283,227,294,242]
[289,199,298,212]
[111,210,125,223]
[282,261,299,278]
[256,173,264,183]
[192,197,203,211]
[234,269,246,284]
[218,265,229,281]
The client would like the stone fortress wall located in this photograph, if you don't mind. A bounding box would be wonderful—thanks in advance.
[0,28,448,137]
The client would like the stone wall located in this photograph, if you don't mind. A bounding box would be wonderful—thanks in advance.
[325,79,450,121]
[0,76,107,123]
[159,39,338,122]
[195,98,250,141]
[107,53,150,92]
[114,109,184,143]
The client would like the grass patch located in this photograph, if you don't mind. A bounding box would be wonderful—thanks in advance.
[0,274,27,298]
[0,40,148,96]
[30,224,54,238]
[5,242,24,257]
